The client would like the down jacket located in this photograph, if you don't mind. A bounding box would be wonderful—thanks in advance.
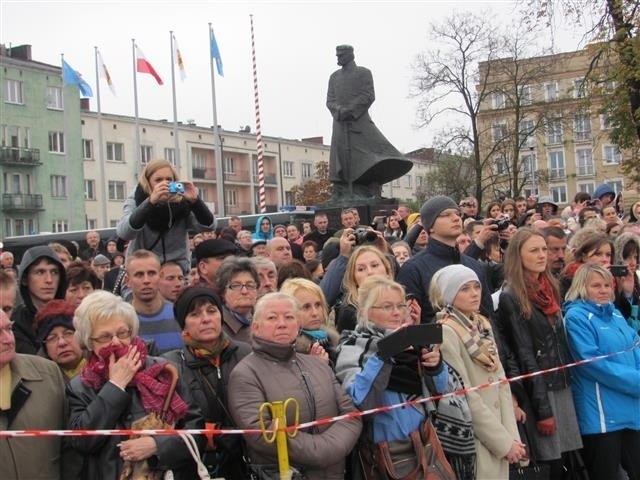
[563,299,640,435]
[228,336,362,479]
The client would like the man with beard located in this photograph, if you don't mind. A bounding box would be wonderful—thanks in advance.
[542,226,568,278]
[125,250,182,354]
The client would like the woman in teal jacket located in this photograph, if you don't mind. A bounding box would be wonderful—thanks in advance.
[564,263,640,480]
[251,215,273,241]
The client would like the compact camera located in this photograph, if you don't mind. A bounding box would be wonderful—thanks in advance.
[169,182,185,194]
[491,217,511,231]
[354,228,378,245]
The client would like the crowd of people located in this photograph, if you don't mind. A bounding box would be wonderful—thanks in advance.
[1,163,639,480]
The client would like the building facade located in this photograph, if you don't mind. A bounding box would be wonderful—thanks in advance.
[1,45,85,238]
[477,47,630,207]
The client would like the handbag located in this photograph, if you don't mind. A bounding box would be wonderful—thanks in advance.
[359,419,456,480]
[164,433,213,480]
[509,423,551,480]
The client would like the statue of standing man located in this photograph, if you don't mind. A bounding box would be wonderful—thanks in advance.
[326,45,413,200]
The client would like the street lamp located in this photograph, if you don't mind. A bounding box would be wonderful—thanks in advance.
[529,146,537,196]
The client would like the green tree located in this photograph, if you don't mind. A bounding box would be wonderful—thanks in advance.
[289,161,332,205]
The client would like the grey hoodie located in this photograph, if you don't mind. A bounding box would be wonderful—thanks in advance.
[12,246,66,354]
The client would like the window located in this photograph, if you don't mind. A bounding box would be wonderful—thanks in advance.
[599,113,613,130]
[392,178,401,187]
[520,85,532,106]
[574,114,591,141]
[50,175,67,197]
[544,82,558,102]
[284,191,295,205]
[225,189,237,207]
[82,139,93,159]
[573,78,587,98]
[416,176,423,187]
[492,122,507,142]
[519,119,535,147]
[87,218,97,230]
[521,153,537,178]
[282,161,294,177]
[576,149,594,176]
[48,131,65,153]
[140,145,153,164]
[4,79,24,104]
[548,151,565,180]
[1,125,31,148]
[606,179,624,195]
[404,175,412,188]
[106,142,124,162]
[164,148,176,165]
[3,172,32,194]
[546,118,563,145]
[14,219,25,236]
[577,183,595,195]
[495,154,509,175]
[301,163,312,179]
[602,145,622,164]
[492,91,505,109]
[550,185,567,204]
[224,156,235,174]
[5,218,36,236]
[108,180,126,200]
[84,179,96,200]
[46,86,63,110]
[52,220,69,233]
[192,152,206,169]
[199,188,208,202]
[109,220,118,228]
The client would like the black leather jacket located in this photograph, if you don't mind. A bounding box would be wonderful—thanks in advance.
[498,287,572,421]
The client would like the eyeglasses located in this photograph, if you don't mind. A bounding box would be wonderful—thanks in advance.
[438,209,461,218]
[370,303,409,313]
[227,282,258,291]
[44,329,75,345]
[90,328,132,344]
[0,321,14,336]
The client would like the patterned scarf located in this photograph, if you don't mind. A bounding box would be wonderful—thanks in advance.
[526,275,560,318]
[80,337,188,424]
[183,330,230,368]
[444,309,499,372]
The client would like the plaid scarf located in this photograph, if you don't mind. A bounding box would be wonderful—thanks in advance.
[444,309,499,372]
[81,337,188,424]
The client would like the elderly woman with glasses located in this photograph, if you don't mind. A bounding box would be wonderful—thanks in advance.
[66,290,203,480]
[214,257,260,344]
[335,277,454,479]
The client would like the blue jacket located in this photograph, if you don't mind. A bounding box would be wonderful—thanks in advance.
[251,215,273,241]
[335,326,448,443]
[563,299,640,435]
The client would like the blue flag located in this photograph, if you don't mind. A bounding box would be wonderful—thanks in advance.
[62,59,93,97]
[210,28,224,76]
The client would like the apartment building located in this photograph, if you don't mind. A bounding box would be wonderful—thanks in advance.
[477,47,629,206]
[1,45,86,238]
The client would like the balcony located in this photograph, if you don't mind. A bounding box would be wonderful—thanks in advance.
[0,147,41,166]
[224,202,253,215]
[2,193,44,212]
[223,170,250,183]
[252,174,277,185]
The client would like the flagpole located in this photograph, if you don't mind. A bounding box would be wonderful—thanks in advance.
[250,15,266,214]
[132,39,141,167]
[60,53,73,230]
[94,47,108,228]
[209,23,225,217]
[169,31,181,172]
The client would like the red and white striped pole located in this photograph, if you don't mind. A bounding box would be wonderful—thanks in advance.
[250,14,266,214]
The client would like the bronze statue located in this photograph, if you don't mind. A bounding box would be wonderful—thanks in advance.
[326,45,413,200]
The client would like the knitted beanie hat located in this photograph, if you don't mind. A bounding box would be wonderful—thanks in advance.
[432,264,479,307]
[173,287,224,329]
[420,196,458,231]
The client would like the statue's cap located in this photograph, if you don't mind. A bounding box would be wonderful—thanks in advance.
[336,45,354,52]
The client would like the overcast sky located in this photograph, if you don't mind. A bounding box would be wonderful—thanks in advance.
[1,0,589,153]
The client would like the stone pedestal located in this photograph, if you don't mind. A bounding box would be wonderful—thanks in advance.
[317,197,399,228]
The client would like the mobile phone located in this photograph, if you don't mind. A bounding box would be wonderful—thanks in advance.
[377,324,443,360]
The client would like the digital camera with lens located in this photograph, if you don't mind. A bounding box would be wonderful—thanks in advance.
[492,217,511,231]
[169,181,185,194]
[354,228,378,245]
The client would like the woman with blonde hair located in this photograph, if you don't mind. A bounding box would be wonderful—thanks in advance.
[280,277,339,364]
[117,158,214,273]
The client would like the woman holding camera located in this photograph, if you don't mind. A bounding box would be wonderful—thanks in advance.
[117,159,214,274]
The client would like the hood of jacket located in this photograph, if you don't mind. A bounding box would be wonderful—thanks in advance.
[252,215,273,241]
[17,246,67,312]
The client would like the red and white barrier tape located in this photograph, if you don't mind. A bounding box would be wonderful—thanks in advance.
[2,340,637,438]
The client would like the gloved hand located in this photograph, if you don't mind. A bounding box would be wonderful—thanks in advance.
[536,417,556,436]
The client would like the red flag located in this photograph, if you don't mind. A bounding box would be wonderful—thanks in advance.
[135,45,163,85]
